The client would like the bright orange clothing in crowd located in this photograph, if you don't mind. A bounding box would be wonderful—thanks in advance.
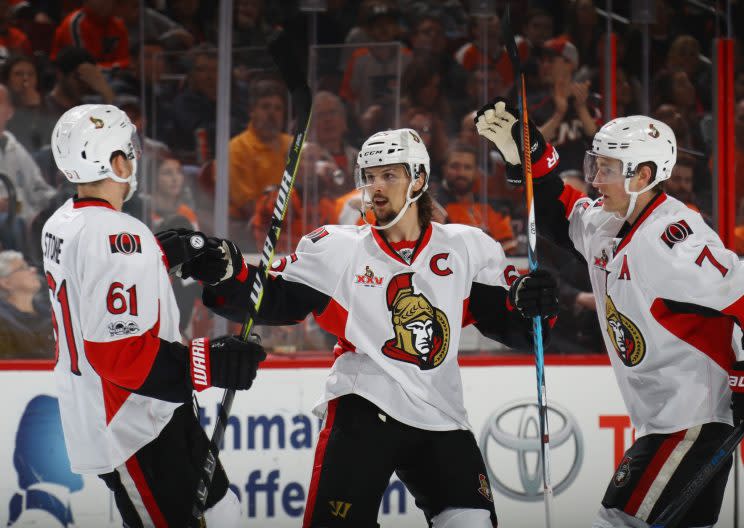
[228,123,292,218]
[51,8,129,70]
[444,201,514,243]
[0,27,32,56]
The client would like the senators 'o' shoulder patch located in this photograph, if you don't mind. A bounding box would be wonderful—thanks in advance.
[109,232,141,254]
[660,219,693,249]
[305,227,330,243]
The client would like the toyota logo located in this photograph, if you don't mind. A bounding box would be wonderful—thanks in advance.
[479,399,583,501]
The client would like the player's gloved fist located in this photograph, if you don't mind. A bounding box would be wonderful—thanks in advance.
[508,269,559,318]
[729,360,744,424]
[474,97,558,185]
[155,229,212,270]
[182,238,247,285]
[189,334,266,392]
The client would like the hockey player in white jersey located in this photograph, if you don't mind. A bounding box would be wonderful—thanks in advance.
[476,98,744,528]
[173,127,559,527]
[41,104,266,527]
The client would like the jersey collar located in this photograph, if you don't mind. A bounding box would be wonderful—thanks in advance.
[614,192,667,254]
[372,223,433,266]
[73,195,115,210]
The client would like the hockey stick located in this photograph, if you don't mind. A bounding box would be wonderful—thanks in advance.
[502,6,555,526]
[190,30,313,525]
[650,422,744,528]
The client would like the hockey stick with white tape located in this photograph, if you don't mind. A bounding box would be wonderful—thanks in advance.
[190,29,312,525]
[502,6,555,527]
[650,422,744,528]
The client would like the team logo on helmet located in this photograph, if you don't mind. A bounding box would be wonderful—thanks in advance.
[661,219,693,249]
[382,272,450,370]
[613,456,632,487]
[648,123,660,138]
[605,295,645,367]
[89,116,104,129]
[409,130,421,143]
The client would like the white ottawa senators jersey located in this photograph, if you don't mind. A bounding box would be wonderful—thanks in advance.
[269,223,516,431]
[41,197,181,474]
[567,193,744,436]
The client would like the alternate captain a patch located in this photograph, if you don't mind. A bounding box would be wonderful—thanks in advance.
[605,295,645,367]
[382,273,450,370]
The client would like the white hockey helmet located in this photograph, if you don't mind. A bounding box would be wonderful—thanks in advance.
[354,128,431,230]
[584,115,676,219]
[51,104,141,201]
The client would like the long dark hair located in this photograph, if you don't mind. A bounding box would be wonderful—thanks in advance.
[416,190,433,227]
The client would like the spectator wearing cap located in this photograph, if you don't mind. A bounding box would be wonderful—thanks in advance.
[0,84,54,226]
[0,0,31,60]
[228,79,292,221]
[50,0,129,71]
[0,250,54,359]
[530,36,601,175]
[340,0,412,136]
[44,46,115,125]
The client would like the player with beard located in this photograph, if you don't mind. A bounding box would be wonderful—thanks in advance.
[173,127,559,527]
[476,98,744,528]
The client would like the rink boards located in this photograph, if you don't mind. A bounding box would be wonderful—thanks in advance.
[0,361,741,528]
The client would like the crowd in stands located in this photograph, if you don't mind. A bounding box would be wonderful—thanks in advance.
[0,0,742,359]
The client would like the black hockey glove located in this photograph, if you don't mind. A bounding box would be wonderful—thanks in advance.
[189,334,266,392]
[475,97,559,185]
[182,238,246,285]
[508,269,559,318]
[730,360,744,424]
[155,229,214,270]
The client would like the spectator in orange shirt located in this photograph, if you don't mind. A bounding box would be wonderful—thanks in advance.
[438,142,516,251]
[229,79,292,220]
[0,0,31,59]
[51,0,129,71]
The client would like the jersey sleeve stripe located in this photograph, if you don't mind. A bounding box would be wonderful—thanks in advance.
[558,184,586,220]
[650,298,736,373]
[84,311,162,390]
[313,298,348,339]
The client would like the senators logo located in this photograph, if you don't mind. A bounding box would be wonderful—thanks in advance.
[593,249,609,270]
[354,265,384,287]
[382,273,450,370]
[477,474,493,502]
[605,295,645,367]
[661,219,693,249]
[648,123,660,138]
[613,456,632,487]
[89,116,104,129]
[109,233,141,254]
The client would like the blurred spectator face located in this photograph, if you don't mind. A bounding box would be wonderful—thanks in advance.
[444,151,477,194]
[468,65,504,100]
[300,142,342,190]
[0,85,14,131]
[85,0,115,17]
[666,162,694,202]
[459,111,479,148]
[170,0,200,18]
[411,18,446,55]
[473,16,502,52]
[406,112,433,150]
[616,68,632,107]
[524,13,553,47]
[671,70,695,108]
[236,0,262,30]
[250,95,284,140]
[369,15,398,42]
[735,71,744,102]
[7,60,38,97]
[115,0,139,23]
[138,44,166,84]
[313,93,347,148]
[417,73,441,108]
[667,35,700,77]
[575,0,597,28]
[0,255,40,300]
[735,100,744,144]
[156,158,185,200]
[190,54,217,100]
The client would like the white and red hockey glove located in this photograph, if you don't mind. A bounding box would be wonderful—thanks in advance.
[475,97,559,185]
[189,335,265,392]
[730,361,744,424]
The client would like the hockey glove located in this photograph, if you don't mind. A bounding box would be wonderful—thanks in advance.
[155,229,214,270]
[182,238,247,285]
[508,269,559,318]
[730,360,744,424]
[189,334,266,392]
[475,97,559,185]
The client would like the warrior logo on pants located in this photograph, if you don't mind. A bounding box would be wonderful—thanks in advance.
[382,272,450,370]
